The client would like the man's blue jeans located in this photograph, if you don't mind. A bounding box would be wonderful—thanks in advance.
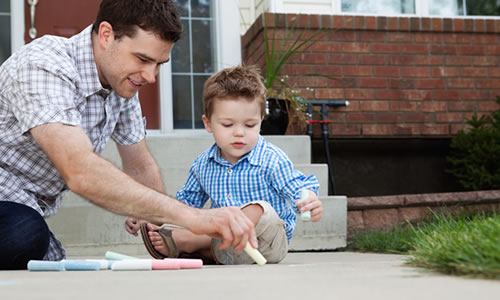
[0,201,50,269]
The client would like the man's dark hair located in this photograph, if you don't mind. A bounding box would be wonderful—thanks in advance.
[92,0,182,42]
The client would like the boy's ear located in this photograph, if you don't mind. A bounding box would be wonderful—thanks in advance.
[202,114,212,133]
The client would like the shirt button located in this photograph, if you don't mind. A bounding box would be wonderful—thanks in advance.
[228,194,231,199]
[228,169,232,174]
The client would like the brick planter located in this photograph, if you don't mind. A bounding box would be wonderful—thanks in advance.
[348,190,500,234]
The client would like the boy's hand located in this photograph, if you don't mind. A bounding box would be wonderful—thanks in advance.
[125,217,146,236]
[297,190,323,222]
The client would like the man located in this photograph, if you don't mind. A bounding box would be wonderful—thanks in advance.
[0,0,256,270]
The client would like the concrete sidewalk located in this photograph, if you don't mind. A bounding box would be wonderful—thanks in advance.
[1,252,498,300]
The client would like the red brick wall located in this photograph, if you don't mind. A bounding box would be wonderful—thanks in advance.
[242,13,500,137]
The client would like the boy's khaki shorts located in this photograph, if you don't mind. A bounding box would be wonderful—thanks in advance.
[211,200,289,265]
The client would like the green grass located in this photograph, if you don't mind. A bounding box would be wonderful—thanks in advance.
[348,224,417,254]
[348,211,500,279]
[407,212,500,279]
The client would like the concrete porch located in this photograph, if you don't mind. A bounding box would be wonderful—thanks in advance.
[46,135,347,256]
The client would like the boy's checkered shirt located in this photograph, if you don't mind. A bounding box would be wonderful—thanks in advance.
[176,136,320,242]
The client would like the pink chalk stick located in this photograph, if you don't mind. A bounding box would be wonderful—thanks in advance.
[151,259,181,270]
[166,258,203,269]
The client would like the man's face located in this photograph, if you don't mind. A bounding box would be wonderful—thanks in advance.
[97,25,173,99]
[202,98,263,165]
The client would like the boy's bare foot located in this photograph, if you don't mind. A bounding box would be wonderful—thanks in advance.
[145,204,263,258]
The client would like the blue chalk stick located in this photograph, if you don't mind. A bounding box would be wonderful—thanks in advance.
[86,259,113,270]
[27,260,64,271]
[63,260,101,271]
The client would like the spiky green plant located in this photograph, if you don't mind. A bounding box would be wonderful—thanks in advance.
[446,97,500,190]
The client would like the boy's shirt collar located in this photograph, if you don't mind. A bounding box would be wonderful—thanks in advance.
[208,135,266,167]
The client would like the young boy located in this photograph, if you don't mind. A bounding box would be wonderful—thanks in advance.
[139,65,323,264]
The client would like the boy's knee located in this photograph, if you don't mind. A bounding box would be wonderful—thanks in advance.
[241,203,264,226]
[253,203,288,263]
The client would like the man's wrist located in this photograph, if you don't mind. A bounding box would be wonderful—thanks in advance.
[167,200,199,231]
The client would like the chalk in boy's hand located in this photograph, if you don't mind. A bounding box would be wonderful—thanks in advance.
[299,189,311,221]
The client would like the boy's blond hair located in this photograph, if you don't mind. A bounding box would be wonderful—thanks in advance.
[202,65,266,120]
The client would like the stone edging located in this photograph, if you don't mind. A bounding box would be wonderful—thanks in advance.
[347,190,500,234]
[349,189,500,210]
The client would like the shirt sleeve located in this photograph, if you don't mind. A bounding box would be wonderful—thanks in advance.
[111,94,147,145]
[269,157,320,213]
[176,160,210,208]
[11,63,81,134]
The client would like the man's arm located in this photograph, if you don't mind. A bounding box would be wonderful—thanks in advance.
[117,140,165,235]
[117,140,165,193]
[30,123,257,251]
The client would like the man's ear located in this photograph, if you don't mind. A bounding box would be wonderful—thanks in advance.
[97,21,115,49]
[202,114,212,133]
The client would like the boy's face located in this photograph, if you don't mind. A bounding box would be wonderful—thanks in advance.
[202,97,263,165]
[96,23,173,99]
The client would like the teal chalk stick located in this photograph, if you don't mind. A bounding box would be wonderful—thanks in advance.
[63,260,101,271]
[27,260,64,271]
[105,251,139,261]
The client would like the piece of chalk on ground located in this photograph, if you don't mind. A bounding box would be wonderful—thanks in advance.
[63,260,101,271]
[300,189,311,222]
[111,259,152,271]
[27,260,64,271]
[85,259,113,270]
[165,258,203,269]
[244,242,267,266]
[105,251,138,261]
[152,259,181,270]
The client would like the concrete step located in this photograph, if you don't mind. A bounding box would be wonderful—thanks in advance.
[46,196,347,256]
[102,135,313,167]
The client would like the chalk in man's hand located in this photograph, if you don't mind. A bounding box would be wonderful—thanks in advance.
[299,189,311,222]
[244,242,267,265]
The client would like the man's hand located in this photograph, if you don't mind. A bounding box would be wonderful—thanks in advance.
[296,190,323,222]
[187,206,258,252]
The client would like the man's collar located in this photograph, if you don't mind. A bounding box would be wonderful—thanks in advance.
[73,25,107,98]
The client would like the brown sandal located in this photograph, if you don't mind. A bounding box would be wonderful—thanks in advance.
[140,223,180,259]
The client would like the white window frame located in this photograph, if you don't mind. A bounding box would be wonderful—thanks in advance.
[10,0,24,53]
[153,0,242,136]
[268,0,500,18]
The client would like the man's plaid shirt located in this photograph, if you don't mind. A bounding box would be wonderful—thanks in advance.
[0,26,146,260]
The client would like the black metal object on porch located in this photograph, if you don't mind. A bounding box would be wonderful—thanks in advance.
[307,100,349,195]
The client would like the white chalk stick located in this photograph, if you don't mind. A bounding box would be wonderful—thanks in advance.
[244,242,267,266]
[299,189,311,222]
[111,259,152,271]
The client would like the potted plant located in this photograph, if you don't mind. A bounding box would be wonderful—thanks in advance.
[259,13,327,135]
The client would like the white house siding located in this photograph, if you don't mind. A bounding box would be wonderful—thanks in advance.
[239,0,272,34]
[239,0,333,33]
[281,0,333,14]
